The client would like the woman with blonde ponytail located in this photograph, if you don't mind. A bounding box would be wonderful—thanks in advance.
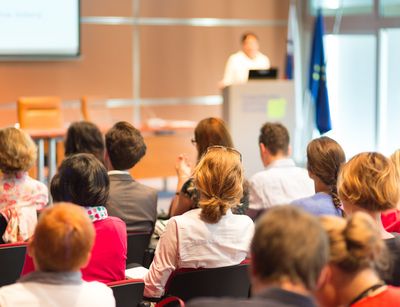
[316,212,400,307]
[144,146,254,298]
[291,136,345,217]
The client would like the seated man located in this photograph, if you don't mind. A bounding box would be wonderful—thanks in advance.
[247,122,314,219]
[0,203,115,307]
[105,121,158,232]
[188,205,329,307]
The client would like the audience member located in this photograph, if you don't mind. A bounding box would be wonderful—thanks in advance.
[0,127,48,243]
[64,121,105,164]
[317,212,400,307]
[144,146,254,298]
[105,121,157,233]
[188,205,329,307]
[0,203,115,307]
[21,153,127,283]
[170,117,248,217]
[338,152,400,285]
[381,149,400,233]
[247,122,314,218]
[291,136,345,216]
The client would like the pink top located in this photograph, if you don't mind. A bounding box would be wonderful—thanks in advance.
[0,172,48,242]
[21,216,127,283]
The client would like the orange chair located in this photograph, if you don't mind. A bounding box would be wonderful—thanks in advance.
[17,96,64,182]
[17,96,63,130]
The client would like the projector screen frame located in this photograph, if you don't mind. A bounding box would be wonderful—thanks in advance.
[0,0,81,60]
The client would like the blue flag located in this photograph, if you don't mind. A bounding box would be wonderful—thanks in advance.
[308,10,332,134]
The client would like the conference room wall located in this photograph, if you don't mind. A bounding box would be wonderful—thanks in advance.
[140,26,287,98]
[0,0,289,126]
[0,25,132,104]
[140,0,288,19]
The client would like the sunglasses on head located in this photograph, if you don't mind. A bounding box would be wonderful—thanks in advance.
[205,145,242,162]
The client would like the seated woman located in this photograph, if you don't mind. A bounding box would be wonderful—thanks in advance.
[64,121,105,164]
[170,117,248,216]
[291,136,345,216]
[0,203,115,307]
[382,149,400,233]
[338,152,400,286]
[144,146,255,298]
[0,127,48,243]
[317,212,400,307]
[22,153,127,283]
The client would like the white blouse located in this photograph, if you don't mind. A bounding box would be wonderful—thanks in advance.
[144,208,254,298]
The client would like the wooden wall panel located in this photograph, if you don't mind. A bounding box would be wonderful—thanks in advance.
[140,26,287,98]
[0,25,132,104]
[140,0,289,19]
[81,0,132,17]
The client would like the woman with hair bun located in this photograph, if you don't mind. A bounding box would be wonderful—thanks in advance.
[316,212,400,307]
[144,146,254,298]
[338,152,400,285]
[291,136,345,216]
[170,117,249,217]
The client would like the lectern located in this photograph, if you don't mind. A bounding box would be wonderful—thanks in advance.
[223,80,298,178]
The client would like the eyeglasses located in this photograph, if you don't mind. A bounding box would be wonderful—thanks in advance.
[191,138,197,145]
[205,145,242,162]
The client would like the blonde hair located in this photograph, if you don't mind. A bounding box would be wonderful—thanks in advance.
[0,127,37,173]
[31,202,95,272]
[320,212,390,274]
[194,147,243,223]
[338,152,399,212]
[390,149,400,178]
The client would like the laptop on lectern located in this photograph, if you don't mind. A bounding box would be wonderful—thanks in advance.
[248,68,278,80]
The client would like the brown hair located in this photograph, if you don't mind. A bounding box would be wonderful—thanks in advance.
[31,203,95,272]
[105,121,146,170]
[258,122,289,155]
[338,152,399,212]
[0,127,37,173]
[320,212,390,274]
[252,206,329,291]
[241,32,258,43]
[307,137,346,210]
[194,147,243,223]
[65,121,105,164]
[194,118,234,161]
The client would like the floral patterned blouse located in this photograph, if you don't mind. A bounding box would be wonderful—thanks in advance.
[0,172,48,243]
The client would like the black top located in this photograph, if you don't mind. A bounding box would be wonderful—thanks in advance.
[187,287,317,307]
[385,235,400,286]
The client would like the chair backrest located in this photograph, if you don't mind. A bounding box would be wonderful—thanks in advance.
[0,242,28,286]
[17,96,63,129]
[164,263,251,302]
[108,279,144,307]
[126,232,152,266]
